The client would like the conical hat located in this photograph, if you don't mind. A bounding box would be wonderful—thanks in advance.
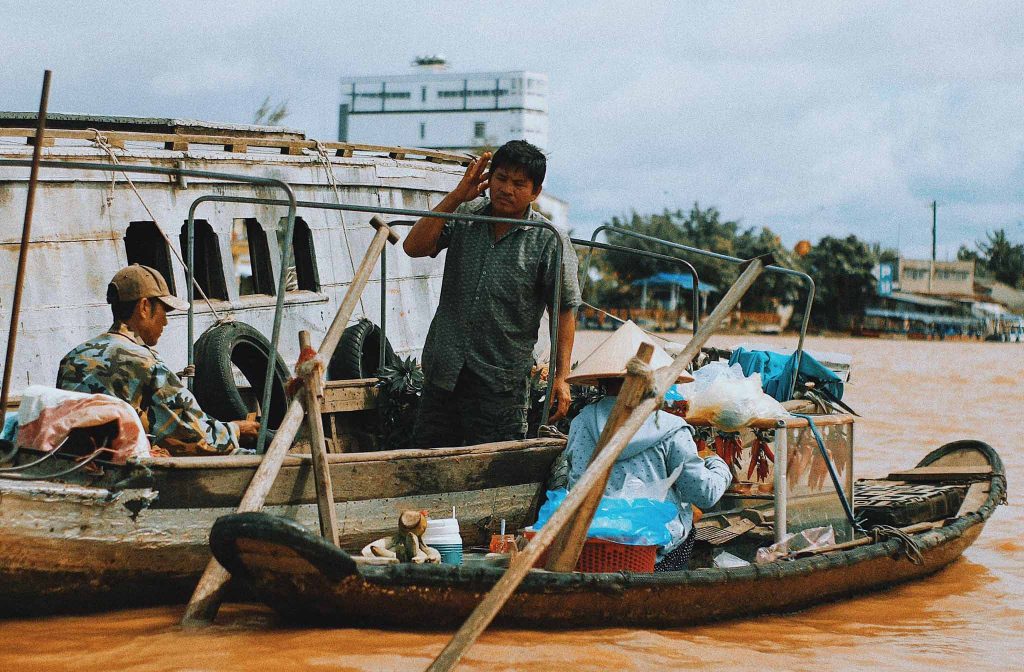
[567,320,695,386]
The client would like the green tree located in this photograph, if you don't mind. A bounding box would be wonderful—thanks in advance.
[802,235,878,330]
[253,96,289,126]
[734,227,805,310]
[602,203,738,289]
[976,229,1024,288]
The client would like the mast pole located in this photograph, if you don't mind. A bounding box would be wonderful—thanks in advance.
[1,70,52,415]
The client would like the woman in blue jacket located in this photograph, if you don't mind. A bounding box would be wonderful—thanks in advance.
[565,321,732,571]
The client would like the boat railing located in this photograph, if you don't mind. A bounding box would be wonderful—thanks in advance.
[181,198,569,429]
[588,225,816,400]
[569,237,700,335]
[0,158,298,453]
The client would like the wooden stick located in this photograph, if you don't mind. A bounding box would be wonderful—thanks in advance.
[181,215,397,626]
[787,520,944,559]
[425,255,771,672]
[544,342,655,571]
[298,330,339,546]
[1,70,51,415]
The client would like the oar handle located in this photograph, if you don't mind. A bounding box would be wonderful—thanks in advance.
[426,254,773,672]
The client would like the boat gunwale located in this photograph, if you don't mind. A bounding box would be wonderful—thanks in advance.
[212,439,1005,595]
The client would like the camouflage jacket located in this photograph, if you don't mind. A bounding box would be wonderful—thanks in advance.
[56,322,240,457]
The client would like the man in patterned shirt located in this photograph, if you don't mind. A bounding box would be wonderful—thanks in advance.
[404,140,582,448]
[57,265,259,456]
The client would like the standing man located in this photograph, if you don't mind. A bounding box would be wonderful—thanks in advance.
[404,140,581,448]
[57,264,260,456]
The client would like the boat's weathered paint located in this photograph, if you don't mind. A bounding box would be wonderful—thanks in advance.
[0,439,564,615]
[0,128,465,395]
[208,441,1005,629]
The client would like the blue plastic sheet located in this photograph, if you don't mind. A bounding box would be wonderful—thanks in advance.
[1,411,17,443]
[728,347,843,402]
[531,488,677,546]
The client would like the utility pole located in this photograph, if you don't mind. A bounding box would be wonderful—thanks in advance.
[928,200,937,293]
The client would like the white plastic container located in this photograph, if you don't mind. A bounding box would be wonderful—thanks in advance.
[423,517,463,565]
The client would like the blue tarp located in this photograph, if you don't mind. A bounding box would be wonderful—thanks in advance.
[634,272,717,294]
[728,347,844,402]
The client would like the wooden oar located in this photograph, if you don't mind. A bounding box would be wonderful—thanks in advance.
[426,254,772,671]
[181,216,398,627]
[543,341,654,570]
[298,329,340,546]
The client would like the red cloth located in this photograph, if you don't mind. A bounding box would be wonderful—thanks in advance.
[16,385,150,463]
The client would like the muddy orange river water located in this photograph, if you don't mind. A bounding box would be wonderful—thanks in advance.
[1,335,1021,671]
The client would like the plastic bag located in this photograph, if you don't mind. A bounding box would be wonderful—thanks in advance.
[754,525,835,563]
[608,464,684,501]
[682,361,789,431]
[532,489,677,546]
[713,550,750,568]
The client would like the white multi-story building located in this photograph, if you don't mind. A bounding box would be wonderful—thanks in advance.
[338,58,549,152]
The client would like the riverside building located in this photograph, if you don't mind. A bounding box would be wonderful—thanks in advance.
[337,57,565,228]
[337,57,549,152]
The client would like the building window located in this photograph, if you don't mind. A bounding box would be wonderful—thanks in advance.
[179,220,228,300]
[421,86,427,102]
[420,122,426,139]
[124,221,176,294]
[474,121,486,139]
[355,91,410,99]
[277,217,320,292]
[438,88,509,99]
[231,218,275,296]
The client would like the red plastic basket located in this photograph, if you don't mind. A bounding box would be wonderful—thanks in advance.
[524,531,657,573]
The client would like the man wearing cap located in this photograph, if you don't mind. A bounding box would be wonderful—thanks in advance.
[564,321,732,571]
[403,140,581,448]
[56,264,259,456]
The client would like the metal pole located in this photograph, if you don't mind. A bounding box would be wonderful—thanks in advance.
[1,70,51,415]
[591,225,814,399]
[379,244,386,370]
[929,200,937,293]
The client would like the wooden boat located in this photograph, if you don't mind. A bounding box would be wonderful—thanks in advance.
[208,439,1005,628]
[0,437,564,616]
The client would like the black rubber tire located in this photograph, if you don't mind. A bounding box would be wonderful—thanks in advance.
[193,321,290,429]
[328,318,399,380]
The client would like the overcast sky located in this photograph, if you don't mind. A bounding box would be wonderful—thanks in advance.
[3,1,1022,259]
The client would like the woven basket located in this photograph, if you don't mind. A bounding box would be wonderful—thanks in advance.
[525,532,657,572]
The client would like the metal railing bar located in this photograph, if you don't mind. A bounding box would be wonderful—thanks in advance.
[591,225,816,399]
[0,159,296,453]
[569,237,701,335]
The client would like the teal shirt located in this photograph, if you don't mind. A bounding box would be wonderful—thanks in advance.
[422,198,582,392]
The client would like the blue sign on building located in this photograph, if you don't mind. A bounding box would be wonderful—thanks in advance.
[878,263,893,296]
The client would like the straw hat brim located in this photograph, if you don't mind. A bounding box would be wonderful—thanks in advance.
[566,320,696,386]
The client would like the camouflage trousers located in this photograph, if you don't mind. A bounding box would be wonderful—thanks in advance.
[412,366,530,449]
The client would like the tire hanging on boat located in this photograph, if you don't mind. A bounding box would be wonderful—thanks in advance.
[192,321,290,429]
[328,318,399,380]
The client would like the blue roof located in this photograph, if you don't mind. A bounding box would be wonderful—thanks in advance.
[634,272,717,293]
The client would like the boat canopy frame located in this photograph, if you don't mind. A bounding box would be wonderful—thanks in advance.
[587,225,816,400]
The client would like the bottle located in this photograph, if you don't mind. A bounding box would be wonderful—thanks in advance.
[423,516,463,565]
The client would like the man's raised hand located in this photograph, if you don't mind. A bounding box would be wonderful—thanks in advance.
[451,151,491,203]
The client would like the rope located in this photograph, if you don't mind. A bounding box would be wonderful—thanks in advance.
[871,524,925,565]
[311,140,366,319]
[87,129,225,322]
[625,356,657,399]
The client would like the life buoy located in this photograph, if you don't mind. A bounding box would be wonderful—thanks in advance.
[192,321,290,429]
[328,318,399,380]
